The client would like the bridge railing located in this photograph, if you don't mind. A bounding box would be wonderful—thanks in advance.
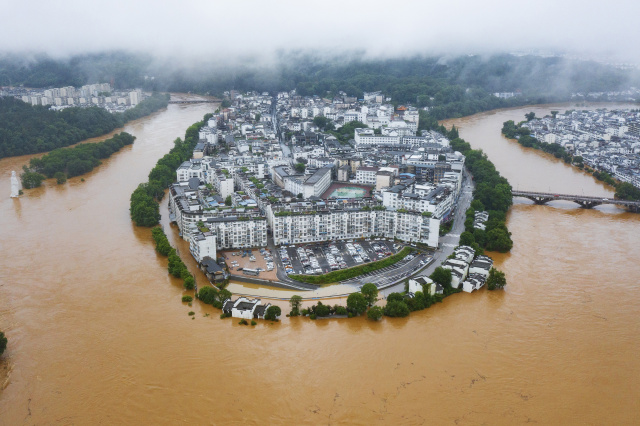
[512,190,639,206]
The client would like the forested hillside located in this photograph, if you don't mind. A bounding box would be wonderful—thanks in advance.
[0,92,169,158]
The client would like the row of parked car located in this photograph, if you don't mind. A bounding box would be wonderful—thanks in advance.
[297,246,322,275]
[326,244,348,270]
[259,248,274,272]
[370,242,393,260]
[279,247,295,275]
[344,242,371,263]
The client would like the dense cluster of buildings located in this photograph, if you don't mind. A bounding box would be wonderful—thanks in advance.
[524,109,640,187]
[1,83,146,113]
[167,89,471,278]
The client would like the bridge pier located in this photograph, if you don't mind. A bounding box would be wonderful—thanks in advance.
[627,205,640,213]
[531,197,553,205]
[576,201,601,209]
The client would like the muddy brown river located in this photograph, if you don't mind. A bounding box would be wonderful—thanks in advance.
[0,102,638,424]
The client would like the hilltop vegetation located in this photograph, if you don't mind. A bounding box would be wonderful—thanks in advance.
[0,93,169,159]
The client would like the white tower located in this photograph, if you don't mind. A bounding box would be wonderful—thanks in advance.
[10,171,20,197]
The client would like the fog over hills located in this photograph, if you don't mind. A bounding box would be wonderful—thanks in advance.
[2,0,639,64]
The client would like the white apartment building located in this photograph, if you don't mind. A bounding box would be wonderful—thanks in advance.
[267,200,440,247]
[212,170,235,199]
[199,126,218,145]
[354,128,400,147]
[355,166,379,185]
[189,231,217,263]
[169,184,268,248]
[381,184,455,220]
[176,159,212,183]
[284,167,332,199]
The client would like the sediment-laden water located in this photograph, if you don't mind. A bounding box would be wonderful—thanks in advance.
[0,102,638,424]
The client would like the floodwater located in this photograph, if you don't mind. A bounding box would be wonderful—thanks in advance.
[1,102,639,424]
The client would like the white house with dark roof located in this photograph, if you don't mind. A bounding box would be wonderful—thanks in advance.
[462,273,487,293]
[469,256,493,277]
[442,258,469,282]
[449,269,465,289]
[454,246,475,263]
[223,297,272,320]
[408,275,443,295]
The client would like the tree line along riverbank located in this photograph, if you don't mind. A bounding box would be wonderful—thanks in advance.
[502,114,640,201]
[129,113,212,227]
[0,92,169,159]
[449,136,514,253]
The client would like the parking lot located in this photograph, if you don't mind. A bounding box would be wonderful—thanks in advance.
[341,253,433,289]
[222,248,278,280]
[276,239,401,276]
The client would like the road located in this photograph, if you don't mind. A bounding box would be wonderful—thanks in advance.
[379,170,475,297]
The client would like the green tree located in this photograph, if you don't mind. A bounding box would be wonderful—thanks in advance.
[459,231,475,246]
[387,292,404,303]
[615,182,640,201]
[21,170,45,189]
[314,302,331,317]
[367,306,383,321]
[198,286,219,305]
[224,195,232,206]
[430,267,452,288]
[313,115,331,130]
[294,162,305,173]
[183,275,195,290]
[361,283,378,306]
[265,305,281,321]
[0,331,6,356]
[218,289,232,303]
[525,112,536,121]
[384,300,410,317]
[486,268,507,290]
[485,228,513,252]
[289,295,303,316]
[54,171,67,184]
[347,292,367,315]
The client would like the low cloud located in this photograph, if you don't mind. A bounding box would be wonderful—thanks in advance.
[1,0,639,64]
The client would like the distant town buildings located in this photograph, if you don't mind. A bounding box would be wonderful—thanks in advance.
[523,109,640,188]
[2,83,147,113]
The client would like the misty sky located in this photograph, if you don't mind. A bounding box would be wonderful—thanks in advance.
[2,0,639,63]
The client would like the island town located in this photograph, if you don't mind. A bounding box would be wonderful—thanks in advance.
[164,89,503,320]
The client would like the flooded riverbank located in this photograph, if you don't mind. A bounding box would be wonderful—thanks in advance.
[1,102,638,424]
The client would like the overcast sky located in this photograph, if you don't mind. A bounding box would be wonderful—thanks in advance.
[2,0,639,64]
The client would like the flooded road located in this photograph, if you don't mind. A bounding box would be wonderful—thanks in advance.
[0,102,639,424]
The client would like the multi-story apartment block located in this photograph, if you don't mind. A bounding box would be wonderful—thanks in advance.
[354,128,400,147]
[381,183,455,221]
[189,231,217,263]
[284,167,332,199]
[267,199,440,247]
[355,166,379,185]
[212,169,235,199]
[169,183,268,249]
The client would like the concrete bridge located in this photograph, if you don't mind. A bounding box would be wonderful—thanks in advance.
[512,190,640,212]
[168,100,218,104]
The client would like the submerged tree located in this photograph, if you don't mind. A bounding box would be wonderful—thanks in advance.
[289,295,303,316]
[486,268,507,290]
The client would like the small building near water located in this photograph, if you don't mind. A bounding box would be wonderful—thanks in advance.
[223,297,273,320]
